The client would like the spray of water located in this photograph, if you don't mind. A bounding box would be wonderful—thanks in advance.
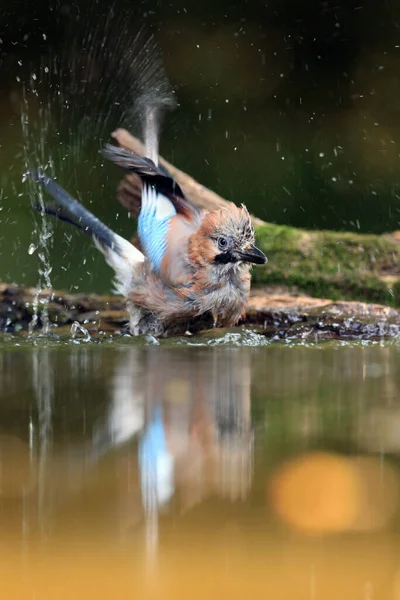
[70,321,91,343]
[20,5,175,334]
[21,82,55,335]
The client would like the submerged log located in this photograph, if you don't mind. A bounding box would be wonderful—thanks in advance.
[113,129,400,308]
[1,283,399,341]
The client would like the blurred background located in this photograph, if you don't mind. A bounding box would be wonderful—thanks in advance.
[1,0,400,292]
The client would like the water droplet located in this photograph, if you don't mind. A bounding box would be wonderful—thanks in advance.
[70,321,91,343]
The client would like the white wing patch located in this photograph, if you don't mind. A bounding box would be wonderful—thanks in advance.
[138,184,177,271]
[93,233,144,297]
[141,184,176,220]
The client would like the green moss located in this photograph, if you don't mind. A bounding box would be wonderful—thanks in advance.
[253,223,400,306]
[255,222,303,252]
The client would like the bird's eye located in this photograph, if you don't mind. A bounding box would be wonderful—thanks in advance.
[218,236,228,250]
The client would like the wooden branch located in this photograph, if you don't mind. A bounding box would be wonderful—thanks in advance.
[112,128,265,226]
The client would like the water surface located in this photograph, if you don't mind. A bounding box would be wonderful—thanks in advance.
[0,338,400,599]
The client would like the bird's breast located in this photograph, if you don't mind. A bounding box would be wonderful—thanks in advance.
[194,270,251,327]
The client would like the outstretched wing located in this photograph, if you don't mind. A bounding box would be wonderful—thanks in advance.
[30,170,144,297]
[102,144,200,219]
[102,145,203,284]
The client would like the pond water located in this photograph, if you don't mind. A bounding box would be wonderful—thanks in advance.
[0,336,400,599]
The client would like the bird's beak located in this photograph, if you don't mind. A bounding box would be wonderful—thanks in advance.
[236,243,267,265]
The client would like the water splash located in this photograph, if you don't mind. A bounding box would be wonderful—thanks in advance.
[37,10,175,167]
[70,321,91,343]
[21,77,55,336]
[19,9,174,326]
[180,329,273,347]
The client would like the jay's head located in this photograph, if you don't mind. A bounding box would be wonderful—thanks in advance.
[190,204,267,268]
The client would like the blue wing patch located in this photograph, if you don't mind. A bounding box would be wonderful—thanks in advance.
[138,184,176,271]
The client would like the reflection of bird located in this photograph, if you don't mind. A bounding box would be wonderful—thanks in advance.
[139,404,174,509]
[30,145,266,336]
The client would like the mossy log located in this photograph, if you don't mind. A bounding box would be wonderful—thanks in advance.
[253,224,400,307]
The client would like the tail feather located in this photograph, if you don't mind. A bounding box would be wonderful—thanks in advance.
[31,170,117,248]
[30,170,144,296]
[101,144,167,177]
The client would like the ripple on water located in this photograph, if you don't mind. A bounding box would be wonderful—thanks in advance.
[1,326,400,350]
